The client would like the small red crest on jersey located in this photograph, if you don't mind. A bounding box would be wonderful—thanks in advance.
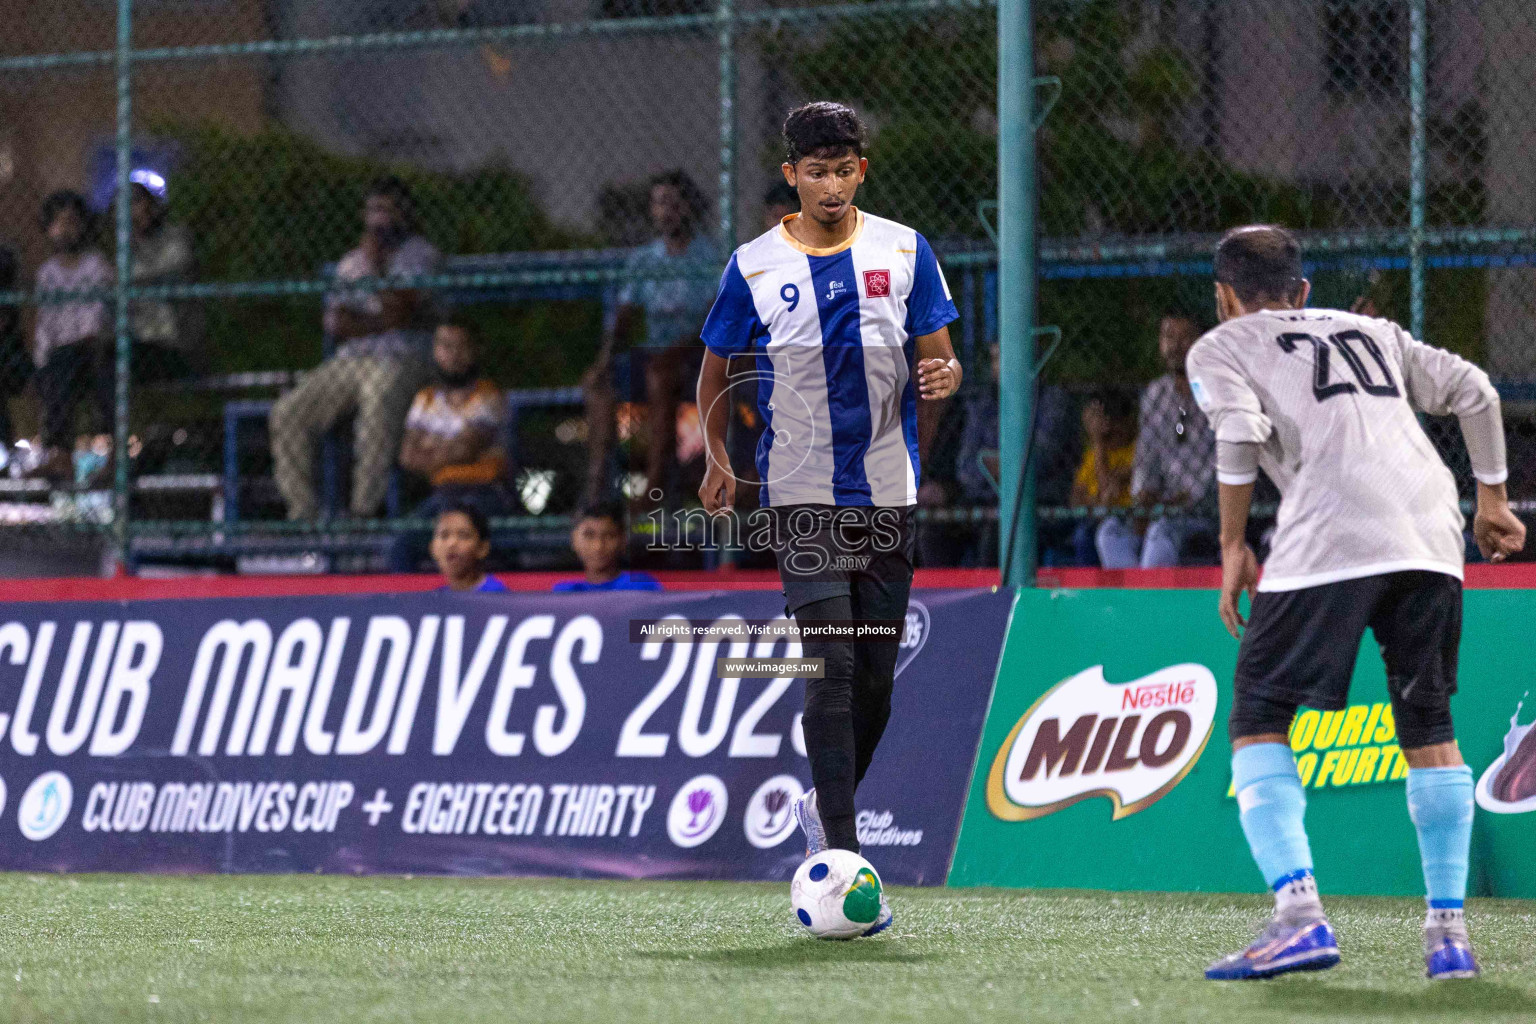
[863,269,891,298]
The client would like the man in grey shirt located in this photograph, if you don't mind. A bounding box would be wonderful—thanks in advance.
[1096,310,1217,567]
[270,177,439,519]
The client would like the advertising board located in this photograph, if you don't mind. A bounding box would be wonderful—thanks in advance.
[0,588,1012,885]
[951,588,1536,898]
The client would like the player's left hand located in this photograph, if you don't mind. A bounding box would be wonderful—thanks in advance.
[1474,502,1527,563]
[917,358,958,400]
[1218,543,1259,639]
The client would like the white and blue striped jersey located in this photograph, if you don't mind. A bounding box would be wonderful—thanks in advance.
[700,209,959,507]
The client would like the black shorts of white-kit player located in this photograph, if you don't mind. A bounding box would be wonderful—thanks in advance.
[1229,570,1461,749]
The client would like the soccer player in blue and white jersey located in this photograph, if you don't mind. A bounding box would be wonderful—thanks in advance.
[696,102,962,935]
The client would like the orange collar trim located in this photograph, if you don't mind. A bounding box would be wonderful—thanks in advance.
[778,209,864,256]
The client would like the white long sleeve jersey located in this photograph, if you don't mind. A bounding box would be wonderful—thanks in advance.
[1185,308,1505,592]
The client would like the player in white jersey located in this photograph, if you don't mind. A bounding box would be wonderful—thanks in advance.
[696,102,961,935]
[1190,226,1525,981]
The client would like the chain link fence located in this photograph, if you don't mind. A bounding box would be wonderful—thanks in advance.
[0,0,1532,576]
[1023,0,1536,573]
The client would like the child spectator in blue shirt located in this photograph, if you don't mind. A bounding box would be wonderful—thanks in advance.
[431,503,508,593]
[552,502,662,592]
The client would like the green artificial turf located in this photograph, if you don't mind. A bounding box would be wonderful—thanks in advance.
[1,875,1534,1023]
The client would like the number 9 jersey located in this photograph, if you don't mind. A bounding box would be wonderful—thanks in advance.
[700,209,958,508]
[1186,308,1506,592]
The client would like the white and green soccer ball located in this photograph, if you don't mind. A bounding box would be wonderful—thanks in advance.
[791,849,883,939]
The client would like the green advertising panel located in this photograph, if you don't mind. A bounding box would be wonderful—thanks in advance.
[949,588,1536,898]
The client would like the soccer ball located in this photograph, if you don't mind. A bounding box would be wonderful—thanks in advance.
[790,849,884,939]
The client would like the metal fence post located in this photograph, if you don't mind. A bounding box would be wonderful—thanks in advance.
[718,0,737,254]
[997,0,1035,586]
[1409,0,1427,342]
[114,0,134,569]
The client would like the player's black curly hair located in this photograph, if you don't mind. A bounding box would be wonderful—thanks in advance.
[783,102,868,164]
[1214,224,1304,306]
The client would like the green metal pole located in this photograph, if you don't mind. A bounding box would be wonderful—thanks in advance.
[113,0,133,570]
[717,0,737,253]
[713,0,738,567]
[1408,0,1426,341]
[997,0,1035,586]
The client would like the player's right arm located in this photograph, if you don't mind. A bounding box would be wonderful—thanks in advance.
[1215,477,1259,638]
[696,253,763,515]
[1396,326,1526,561]
[1187,336,1272,636]
[697,351,734,515]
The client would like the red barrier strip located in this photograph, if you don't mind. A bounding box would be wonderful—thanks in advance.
[6,563,1530,604]
[0,567,1001,604]
[1035,563,1536,590]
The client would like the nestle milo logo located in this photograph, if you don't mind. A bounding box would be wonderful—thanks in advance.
[986,664,1218,822]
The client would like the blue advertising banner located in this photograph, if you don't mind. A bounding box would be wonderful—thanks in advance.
[0,588,1010,885]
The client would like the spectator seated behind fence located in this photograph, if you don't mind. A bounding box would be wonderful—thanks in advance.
[123,179,201,381]
[917,343,1003,567]
[388,317,513,572]
[582,170,721,506]
[761,181,800,232]
[1095,311,1218,569]
[1067,388,1137,567]
[0,243,25,456]
[552,502,662,592]
[270,176,440,520]
[431,503,509,593]
[29,190,112,481]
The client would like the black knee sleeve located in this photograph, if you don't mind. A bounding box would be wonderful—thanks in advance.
[1228,689,1300,743]
[1392,699,1456,749]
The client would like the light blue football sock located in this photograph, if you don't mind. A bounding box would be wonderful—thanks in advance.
[1406,765,1474,909]
[1232,743,1314,890]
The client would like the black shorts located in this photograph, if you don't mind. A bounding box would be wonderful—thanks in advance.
[753,504,915,615]
[1231,570,1461,747]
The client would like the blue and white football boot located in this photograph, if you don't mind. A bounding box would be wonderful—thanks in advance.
[861,892,894,938]
[1425,925,1480,980]
[792,788,827,857]
[1205,916,1341,980]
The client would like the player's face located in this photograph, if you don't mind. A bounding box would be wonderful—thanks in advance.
[431,512,489,582]
[433,326,475,378]
[783,153,867,226]
[571,517,623,574]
